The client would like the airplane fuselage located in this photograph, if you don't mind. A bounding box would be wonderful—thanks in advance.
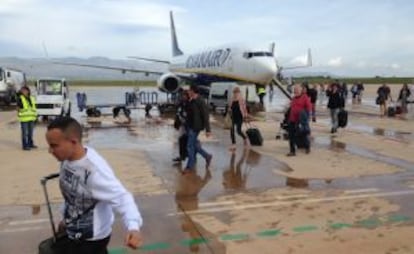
[169,45,277,85]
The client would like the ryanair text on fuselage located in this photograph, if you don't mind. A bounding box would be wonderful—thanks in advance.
[185,48,231,69]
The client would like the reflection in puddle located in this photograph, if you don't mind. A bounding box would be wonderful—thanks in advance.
[32,205,41,215]
[286,177,309,188]
[330,140,347,151]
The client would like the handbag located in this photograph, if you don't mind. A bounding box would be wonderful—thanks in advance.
[223,113,232,129]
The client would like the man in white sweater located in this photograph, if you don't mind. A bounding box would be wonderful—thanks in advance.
[45,117,143,253]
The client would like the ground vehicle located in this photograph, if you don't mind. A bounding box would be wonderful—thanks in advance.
[0,67,26,105]
[208,82,258,112]
[35,78,71,118]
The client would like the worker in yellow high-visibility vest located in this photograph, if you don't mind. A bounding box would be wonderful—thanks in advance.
[17,86,37,150]
[257,85,266,106]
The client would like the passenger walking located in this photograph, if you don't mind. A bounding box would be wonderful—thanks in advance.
[326,83,344,133]
[398,83,411,114]
[45,117,143,253]
[357,82,364,103]
[286,84,312,156]
[173,90,190,164]
[351,83,358,104]
[376,83,392,117]
[17,86,37,150]
[318,83,326,105]
[228,86,249,152]
[307,84,318,122]
[184,85,213,173]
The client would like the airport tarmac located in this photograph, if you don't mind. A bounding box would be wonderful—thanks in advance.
[1,85,414,253]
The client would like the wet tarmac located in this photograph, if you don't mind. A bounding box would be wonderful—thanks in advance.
[1,87,414,253]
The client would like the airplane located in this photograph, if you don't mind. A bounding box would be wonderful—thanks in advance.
[54,11,311,94]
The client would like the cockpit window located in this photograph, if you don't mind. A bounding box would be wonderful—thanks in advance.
[243,51,273,59]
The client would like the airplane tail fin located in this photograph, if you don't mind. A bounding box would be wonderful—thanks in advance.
[306,48,312,67]
[170,11,183,57]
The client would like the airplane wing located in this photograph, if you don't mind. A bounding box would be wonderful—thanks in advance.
[280,48,312,71]
[52,60,164,75]
[127,56,170,64]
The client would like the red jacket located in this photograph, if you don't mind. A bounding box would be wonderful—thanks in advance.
[289,94,312,123]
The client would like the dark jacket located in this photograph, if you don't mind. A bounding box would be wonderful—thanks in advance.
[307,88,318,104]
[187,96,211,132]
[326,90,344,109]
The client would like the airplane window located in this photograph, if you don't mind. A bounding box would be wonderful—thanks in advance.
[243,52,253,59]
[251,52,273,57]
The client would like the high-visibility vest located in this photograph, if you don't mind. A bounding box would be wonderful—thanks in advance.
[18,95,37,122]
[258,87,266,95]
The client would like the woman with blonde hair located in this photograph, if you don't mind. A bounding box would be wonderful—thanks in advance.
[228,86,249,151]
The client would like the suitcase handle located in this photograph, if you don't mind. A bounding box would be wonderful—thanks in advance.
[40,173,60,239]
[41,173,60,185]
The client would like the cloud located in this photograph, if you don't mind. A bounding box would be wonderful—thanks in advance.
[327,57,343,67]
[289,54,308,66]
[390,63,401,70]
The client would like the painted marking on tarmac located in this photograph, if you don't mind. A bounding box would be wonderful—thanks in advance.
[344,188,379,194]
[388,215,412,223]
[329,223,353,229]
[170,189,414,216]
[139,242,171,251]
[199,200,236,208]
[181,237,209,246]
[256,229,282,237]
[220,233,249,241]
[356,218,383,228]
[293,225,318,233]
[8,218,50,226]
[0,226,45,233]
[275,194,310,200]
[105,214,412,253]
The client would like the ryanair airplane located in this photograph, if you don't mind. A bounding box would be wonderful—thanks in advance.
[56,12,310,93]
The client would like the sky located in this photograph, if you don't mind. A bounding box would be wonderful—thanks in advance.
[1,0,414,77]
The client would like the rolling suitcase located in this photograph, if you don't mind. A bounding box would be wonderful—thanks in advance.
[387,106,396,117]
[245,123,263,146]
[338,109,348,128]
[38,173,70,254]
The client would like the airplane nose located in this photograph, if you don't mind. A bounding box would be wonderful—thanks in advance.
[257,58,277,83]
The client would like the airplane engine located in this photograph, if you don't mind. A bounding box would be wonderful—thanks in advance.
[157,73,180,93]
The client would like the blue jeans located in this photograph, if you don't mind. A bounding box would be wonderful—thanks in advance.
[330,108,340,130]
[186,129,209,170]
[21,121,35,149]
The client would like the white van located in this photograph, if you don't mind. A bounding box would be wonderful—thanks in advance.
[35,78,71,118]
[208,82,258,112]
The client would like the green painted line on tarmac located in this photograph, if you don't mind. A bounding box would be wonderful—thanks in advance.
[329,223,353,230]
[293,225,318,233]
[257,229,282,237]
[181,237,209,246]
[108,247,128,254]
[221,233,249,241]
[107,214,412,252]
[357,218,382,228]
[388,215,411,223]
[139,242,171,251]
